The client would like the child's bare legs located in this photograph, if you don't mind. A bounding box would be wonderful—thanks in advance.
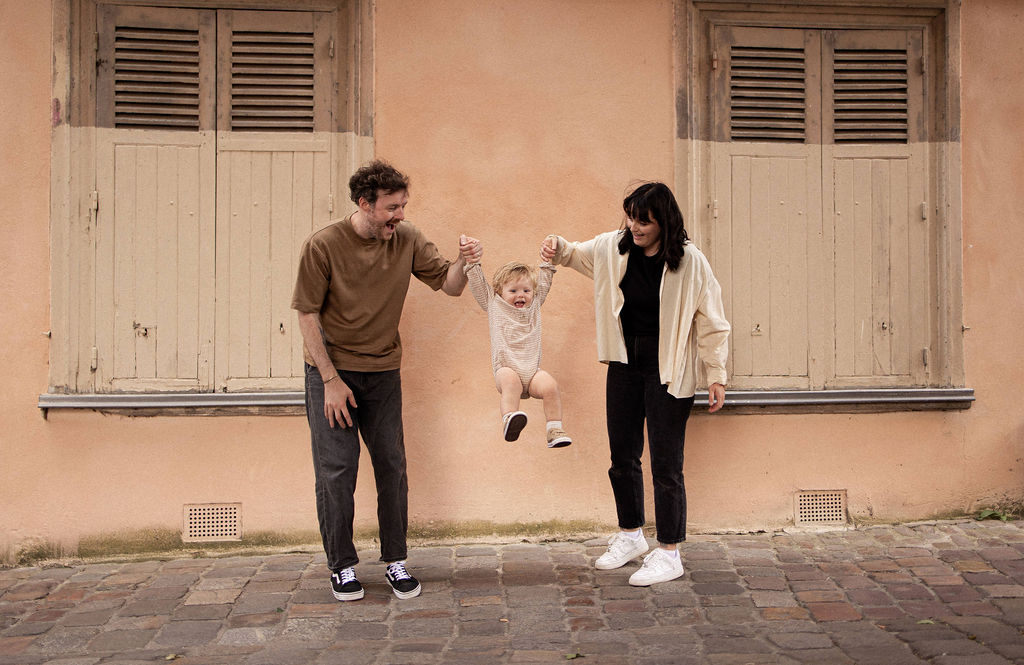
[496,367,528,441]
[529,370,572,448]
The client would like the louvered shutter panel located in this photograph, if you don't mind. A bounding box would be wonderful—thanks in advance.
[217,10,332,132]
[729,44,808,142]
[825,30,923,144]
[832,48,908,142]
[97,6,215,130]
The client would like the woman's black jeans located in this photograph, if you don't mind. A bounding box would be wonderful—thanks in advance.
[305,363,408,571]
[606,335,694,544]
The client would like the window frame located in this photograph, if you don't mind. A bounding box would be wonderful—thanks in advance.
[45,0,372,407]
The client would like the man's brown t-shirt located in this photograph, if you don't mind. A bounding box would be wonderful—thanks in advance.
[291,215,451,371]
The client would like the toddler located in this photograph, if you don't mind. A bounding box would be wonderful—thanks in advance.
[462,236,571,448]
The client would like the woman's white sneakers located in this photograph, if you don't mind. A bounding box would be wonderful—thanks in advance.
[594,532,649,570]
[627,548,684,586]
[594,532,685,585]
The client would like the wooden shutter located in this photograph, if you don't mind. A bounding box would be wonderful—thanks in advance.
[215,10,335,391]
[94,6,216,392]
[823,29,928,387]
[712,26,821,389]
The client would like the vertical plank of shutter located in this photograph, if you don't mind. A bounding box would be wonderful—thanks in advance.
[269,151,294,378]
[870,159,892,376]
[111,144,137,383]
[786,157,810,377]
[730,156,752,378]
[249,151,272,379]
[177,144,201,380]
[291,151,317,375]
[889,156,911,376]
[749,157,771,377]
[832,157,855,378]
[852,159,873,377]
[229,151,253,382]
[767,158,788,375]
[155,145,179,378]
[134,145,158,379]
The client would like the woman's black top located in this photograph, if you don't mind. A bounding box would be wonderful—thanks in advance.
[619,245,664,337]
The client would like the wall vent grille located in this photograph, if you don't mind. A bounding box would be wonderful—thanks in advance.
[794,490,848,525]
[183,503,242,542]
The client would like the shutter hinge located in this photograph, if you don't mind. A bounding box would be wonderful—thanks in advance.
[922,347,930,368]
[712,199,719,219]
[920,202,927,220]
[328,194,334,214]
[90,346,98,372]
[711,51,719,71]
[328,37,335,58]
[93,31,99,53]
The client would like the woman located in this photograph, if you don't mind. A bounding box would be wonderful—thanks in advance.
[541,181,730,586]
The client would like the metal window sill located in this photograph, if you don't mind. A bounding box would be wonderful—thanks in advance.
[38,388,974,416]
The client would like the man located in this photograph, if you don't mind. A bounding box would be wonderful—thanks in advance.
[292,160,480,601]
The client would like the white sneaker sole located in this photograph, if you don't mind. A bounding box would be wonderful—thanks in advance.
[332,588,365,601]
[628,566,684,586]
[390,583,422,600]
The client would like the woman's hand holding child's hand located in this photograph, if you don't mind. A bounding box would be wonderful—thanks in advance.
[540,235,557,262]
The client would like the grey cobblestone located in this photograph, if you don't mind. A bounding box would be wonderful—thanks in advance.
[1,520,1024,662]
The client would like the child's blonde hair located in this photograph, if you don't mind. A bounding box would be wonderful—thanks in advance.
[492,261,536,295]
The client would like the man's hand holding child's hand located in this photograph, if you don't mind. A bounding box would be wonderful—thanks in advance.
[459,234,482,264]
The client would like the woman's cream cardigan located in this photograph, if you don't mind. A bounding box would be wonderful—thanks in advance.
[550,230,731,399]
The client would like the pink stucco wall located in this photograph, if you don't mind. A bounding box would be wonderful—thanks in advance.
[1,0,1021,559]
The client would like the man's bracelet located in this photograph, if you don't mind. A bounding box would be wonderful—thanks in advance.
[324,375,339,384]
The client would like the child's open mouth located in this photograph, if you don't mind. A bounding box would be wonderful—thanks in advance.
[514,299,526,308]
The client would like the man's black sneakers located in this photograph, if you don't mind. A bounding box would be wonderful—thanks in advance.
[331,567,364,601]
[385,560,422,599]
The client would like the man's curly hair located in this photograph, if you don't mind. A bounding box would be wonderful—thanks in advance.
[348,160,410,206]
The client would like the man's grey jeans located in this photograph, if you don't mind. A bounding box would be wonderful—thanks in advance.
[304,363,409,571]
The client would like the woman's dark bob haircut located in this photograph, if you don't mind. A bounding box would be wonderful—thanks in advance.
[618,181,689,271]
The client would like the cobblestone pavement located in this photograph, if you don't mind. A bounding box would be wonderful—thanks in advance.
[2,520,1024,664]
